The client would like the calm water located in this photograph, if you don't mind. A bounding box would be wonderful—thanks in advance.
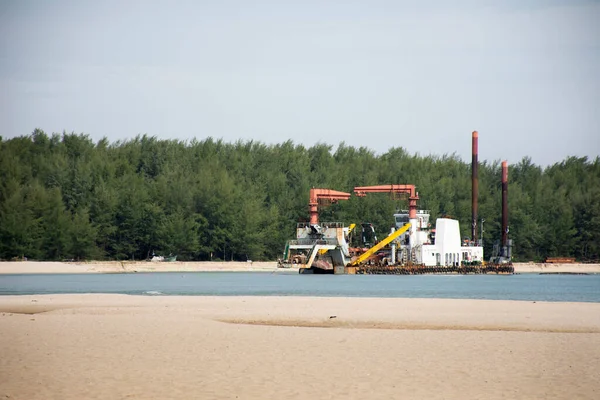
[0,272,599,302]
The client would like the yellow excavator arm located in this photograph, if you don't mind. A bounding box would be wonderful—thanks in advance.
[348,223,356,234]
[350,223,411,266]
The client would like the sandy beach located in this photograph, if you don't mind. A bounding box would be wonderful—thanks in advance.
[1,295,599,399]
[513,262,600,274]
[0,260,287,274]
[1,261,599,274]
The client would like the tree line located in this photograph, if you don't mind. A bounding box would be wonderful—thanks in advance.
[1,129,598,262]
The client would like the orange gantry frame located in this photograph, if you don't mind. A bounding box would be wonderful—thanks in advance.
[353,185,419,219]
[308,188,352,225]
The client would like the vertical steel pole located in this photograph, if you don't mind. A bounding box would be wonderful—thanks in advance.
[501,161,509,249]
[471,131,478,243]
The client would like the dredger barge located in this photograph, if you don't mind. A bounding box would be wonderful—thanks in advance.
[278,132,514,275]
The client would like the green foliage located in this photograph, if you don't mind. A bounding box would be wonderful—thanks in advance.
[0,129,599,261]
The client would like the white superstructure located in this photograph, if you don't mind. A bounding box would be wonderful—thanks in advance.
[394,210,483,267]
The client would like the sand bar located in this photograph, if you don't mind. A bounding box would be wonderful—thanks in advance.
[1,261,599,274]
[1,295,599,399]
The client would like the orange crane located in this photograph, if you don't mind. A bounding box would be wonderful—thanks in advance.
[308,188,351,225]
[353,184,419,219]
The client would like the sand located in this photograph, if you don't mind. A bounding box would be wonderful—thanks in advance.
[2,261,600,274]
[513,262,600,274]
[1,295,599,399]
[0,260,288,274]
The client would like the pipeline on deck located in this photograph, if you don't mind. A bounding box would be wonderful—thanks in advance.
[353,263,515,275]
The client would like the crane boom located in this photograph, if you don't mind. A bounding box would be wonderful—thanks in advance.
[308,188,351,224]
[353,184,419,219]
[350,223,411,266]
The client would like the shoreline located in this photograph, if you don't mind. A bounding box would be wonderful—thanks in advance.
[0,260,293,274]
[1,260,600,274]
[1,295,599,399]
[513,262,600,274]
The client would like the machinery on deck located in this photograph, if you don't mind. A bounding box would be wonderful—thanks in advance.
[278,131,513,274]
[278,185,512,274]
[279,188,352,273]
[349,223,411,266]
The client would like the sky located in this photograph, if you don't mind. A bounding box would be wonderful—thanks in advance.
[1,0,599,166]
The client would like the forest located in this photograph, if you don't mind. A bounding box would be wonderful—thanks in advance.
[1,129,599,263]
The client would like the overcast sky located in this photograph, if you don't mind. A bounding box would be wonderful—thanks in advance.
[1,0,599,166]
